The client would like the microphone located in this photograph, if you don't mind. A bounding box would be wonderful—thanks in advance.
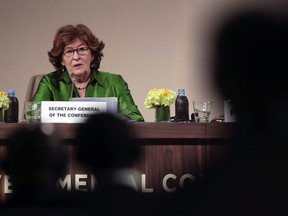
[69,77,77,101]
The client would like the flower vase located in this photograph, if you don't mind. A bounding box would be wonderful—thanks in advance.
[0,108,3,123]
[155,105,170,122]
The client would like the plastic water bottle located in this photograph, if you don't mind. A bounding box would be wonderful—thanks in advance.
[4,89,19,123]
[175,89,189,122]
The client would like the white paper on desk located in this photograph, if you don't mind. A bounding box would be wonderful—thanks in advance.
[224,100,237,122]
[70,97,118,113]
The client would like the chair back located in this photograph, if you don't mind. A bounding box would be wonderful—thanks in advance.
[24,74,44,103]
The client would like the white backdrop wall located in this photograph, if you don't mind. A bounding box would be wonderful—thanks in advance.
[0,0,283,121]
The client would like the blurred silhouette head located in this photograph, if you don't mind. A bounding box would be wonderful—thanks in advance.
[213,10,288,124]
[1,124,66,192]
[211,10,288,162]
[76,113,140,173]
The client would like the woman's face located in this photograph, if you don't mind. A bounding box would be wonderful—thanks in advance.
[61,38,94,79]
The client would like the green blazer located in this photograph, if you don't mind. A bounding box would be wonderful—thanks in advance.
[31,69,144,122]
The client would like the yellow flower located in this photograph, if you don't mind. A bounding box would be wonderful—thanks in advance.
[0,91,10,110]
[144,88,176,109]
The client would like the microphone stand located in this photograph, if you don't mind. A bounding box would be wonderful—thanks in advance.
[69,77,76,101]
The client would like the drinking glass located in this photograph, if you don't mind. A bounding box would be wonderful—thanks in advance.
[24,102,41,122]
[192,101,213,123]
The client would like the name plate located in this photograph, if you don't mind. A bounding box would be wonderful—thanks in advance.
[41,101,107,123]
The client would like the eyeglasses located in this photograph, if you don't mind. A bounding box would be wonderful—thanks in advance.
[63,46,89,57]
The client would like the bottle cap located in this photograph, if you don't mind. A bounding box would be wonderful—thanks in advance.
[178,89,185,96]
[7,89,15,95]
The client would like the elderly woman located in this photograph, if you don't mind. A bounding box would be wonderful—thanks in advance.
[31,24,144,122]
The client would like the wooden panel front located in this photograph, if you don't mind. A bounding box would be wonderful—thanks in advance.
[0,122,236,203]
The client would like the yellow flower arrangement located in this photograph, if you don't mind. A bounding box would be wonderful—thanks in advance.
[144,88,176,109]
[0,91,10,110]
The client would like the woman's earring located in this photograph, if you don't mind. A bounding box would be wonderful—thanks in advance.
[62,65,65,72]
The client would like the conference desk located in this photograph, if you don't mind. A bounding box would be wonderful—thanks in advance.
[0,122,237,202]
